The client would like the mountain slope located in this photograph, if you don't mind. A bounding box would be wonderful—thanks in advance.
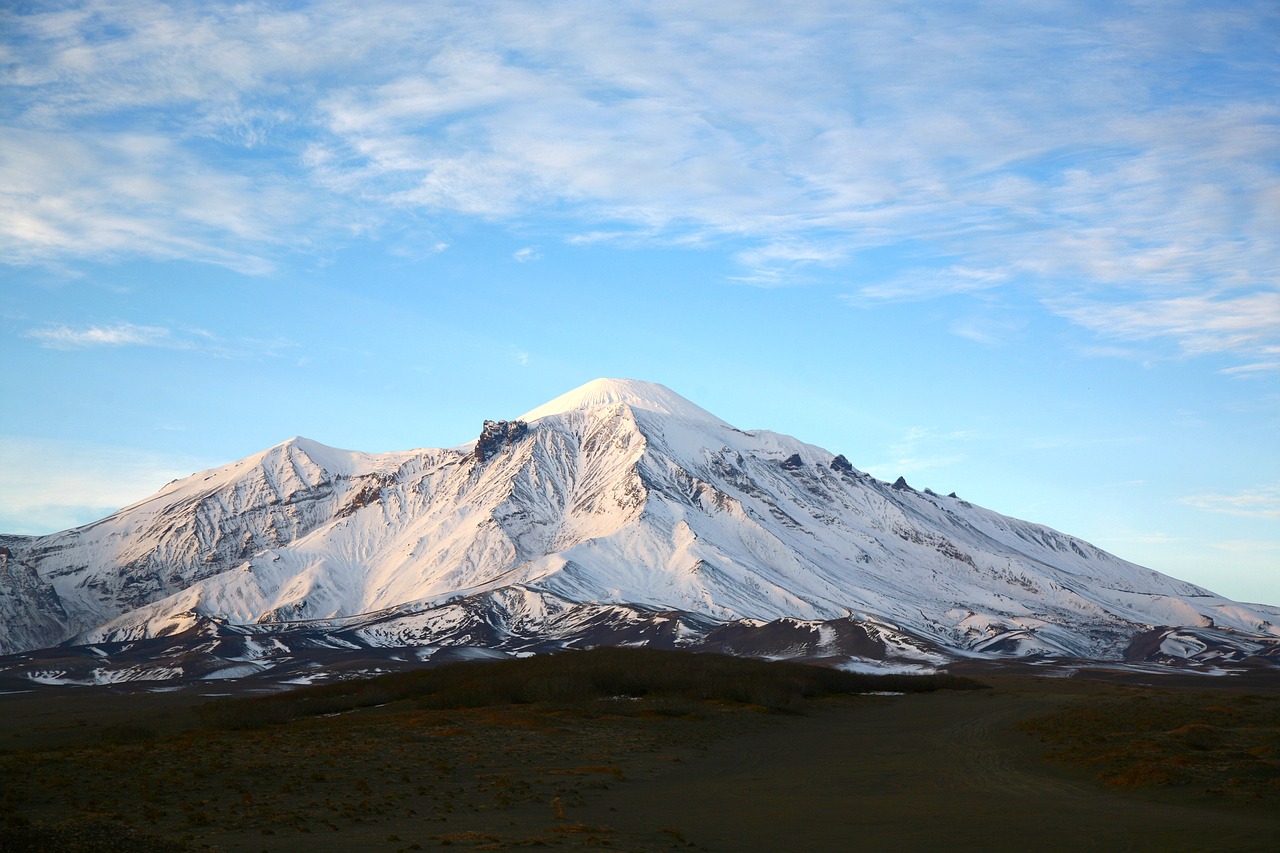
[2,378,1277,676]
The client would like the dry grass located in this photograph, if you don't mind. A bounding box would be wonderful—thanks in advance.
[1021,686,1280,801]
[4,662,1277,851]
[0,649,980,851]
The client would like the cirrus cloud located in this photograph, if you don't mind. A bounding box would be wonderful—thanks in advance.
[2,1,1278,368]
[1182,486,1280,520]
[1053,291,1280,370]
[28,322,177,349]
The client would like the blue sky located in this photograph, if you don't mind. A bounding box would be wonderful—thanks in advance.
[2,1,1278,605]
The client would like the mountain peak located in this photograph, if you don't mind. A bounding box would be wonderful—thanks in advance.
[517,378,730,426]
[254,435,367,477]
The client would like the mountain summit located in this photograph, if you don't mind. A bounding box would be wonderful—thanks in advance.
[517,378,730,426]
[2,379,1277,684]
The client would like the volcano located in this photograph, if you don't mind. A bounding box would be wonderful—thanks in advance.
[2,378,1276,685]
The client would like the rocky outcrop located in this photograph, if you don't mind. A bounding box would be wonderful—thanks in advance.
[475,419,529,462]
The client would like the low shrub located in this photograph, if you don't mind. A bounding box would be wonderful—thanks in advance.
[199,648,984,730]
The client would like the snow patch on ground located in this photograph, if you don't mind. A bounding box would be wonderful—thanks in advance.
[201,663,266,680]
[837,658,938,675]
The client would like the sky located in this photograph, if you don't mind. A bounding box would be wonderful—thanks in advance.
[2,1,1278,605]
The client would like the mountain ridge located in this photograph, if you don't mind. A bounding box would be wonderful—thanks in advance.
[2,377,1277,684]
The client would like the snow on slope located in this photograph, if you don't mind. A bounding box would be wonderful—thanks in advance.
[2,378,1278,665]
[0,437,424,650]
[518,377,730,426]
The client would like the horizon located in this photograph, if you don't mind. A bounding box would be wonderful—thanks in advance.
[2,1,1277,606]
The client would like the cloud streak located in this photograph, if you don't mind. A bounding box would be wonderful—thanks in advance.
[1055,291,1280,367]
[25,322,295,361]
[28,322,176,349]
[3,1,1278,364]
[1182,486,1280,520]
[863,425,980,482]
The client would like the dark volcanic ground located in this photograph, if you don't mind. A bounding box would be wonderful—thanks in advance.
[0,658,1277,852]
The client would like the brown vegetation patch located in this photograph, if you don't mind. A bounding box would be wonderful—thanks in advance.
[0,649,978,851]
[1021,686,1280,801]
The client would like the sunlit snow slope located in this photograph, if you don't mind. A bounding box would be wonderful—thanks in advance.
[2,378,1277,667]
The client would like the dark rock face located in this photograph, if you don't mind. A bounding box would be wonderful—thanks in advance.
[781,453,804,470]
[892,476,912,491]
[475,419,529,462]
[336,480,384,518]
[830,454,853,473]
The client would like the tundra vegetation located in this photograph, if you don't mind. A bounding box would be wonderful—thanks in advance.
[0,649,1276,851]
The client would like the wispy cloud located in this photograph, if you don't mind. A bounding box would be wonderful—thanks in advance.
[844,267,1012,305]
[1054,291,1280,366]
[1182,486,1280,520]
[2,1,1278,363]
[1220,361,1280,377]
[25,321,294,360]
[28,322,175,349]
[513,247,540,263]
[948,313,1025,347]
[0,129,290,274]
[733,242,851,283]
[864,425,979,482]
[1209,539,1280,556]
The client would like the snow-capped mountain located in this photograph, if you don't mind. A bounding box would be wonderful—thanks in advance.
[2,378,1277,683]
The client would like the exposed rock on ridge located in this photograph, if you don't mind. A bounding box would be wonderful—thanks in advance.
[474,419,529,462]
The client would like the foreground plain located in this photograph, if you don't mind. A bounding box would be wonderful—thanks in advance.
[0,650,1277,852]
